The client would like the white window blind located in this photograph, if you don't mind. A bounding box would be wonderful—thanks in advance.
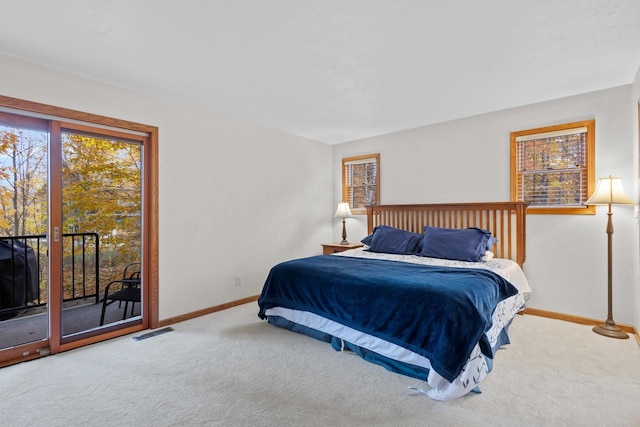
[515,126,588,207]
[343,154,379,211]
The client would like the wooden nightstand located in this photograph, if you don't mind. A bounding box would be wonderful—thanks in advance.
[322,242,363,255]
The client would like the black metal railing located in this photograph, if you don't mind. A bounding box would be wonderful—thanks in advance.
[0,232,99,318]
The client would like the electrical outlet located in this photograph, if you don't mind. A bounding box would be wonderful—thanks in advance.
[235,276,242,286]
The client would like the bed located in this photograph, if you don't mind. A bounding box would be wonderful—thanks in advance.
[258,202,529,400]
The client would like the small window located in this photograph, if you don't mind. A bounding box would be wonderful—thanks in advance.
[510,120,595,214]
[342,153,380,214]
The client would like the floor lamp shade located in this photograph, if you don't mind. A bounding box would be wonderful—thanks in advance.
[585,176,633,339]
[334,203,352,245]
[585,176,633,205]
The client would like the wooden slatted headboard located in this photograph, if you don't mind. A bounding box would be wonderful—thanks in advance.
[365,202,529,266]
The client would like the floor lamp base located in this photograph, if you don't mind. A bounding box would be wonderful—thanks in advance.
[593,320,629,339]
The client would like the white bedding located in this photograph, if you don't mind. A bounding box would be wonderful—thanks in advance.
[334,247,531,295]
[265,249,529,401]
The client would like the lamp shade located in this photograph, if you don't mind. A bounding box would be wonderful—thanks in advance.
[334,202,352,218]
[585,176,633,205]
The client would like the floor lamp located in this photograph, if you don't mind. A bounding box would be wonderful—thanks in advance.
[585,175,633,339]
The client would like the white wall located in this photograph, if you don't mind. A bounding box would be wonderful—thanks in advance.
[0,54,333,320]
[3,52,637,327]
[632,64,640,329]
[333,85,639,327]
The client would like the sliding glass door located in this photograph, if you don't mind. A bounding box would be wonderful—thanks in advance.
[59,124,144,340]
[0,103,155,364]
[0,113,50,354]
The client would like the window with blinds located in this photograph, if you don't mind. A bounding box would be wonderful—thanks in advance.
[510,120,595,214]
[342,153,380,214]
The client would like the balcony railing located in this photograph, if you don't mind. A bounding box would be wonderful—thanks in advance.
[0,232,99,318]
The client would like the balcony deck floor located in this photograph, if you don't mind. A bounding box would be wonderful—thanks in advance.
[0,301,141,349]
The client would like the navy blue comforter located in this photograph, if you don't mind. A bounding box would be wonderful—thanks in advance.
[258,255,518,382]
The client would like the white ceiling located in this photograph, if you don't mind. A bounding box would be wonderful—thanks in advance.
[1,1,639,144]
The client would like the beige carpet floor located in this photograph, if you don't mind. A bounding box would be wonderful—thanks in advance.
[1,302,639,427]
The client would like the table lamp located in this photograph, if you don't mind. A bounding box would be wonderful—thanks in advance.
[334,202,352,245]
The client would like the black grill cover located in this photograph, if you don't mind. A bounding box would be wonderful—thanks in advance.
[0,240,38,310]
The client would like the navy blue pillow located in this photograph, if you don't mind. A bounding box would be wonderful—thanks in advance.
[367,225,423,255]
[420,226,493,262]
[487,235,498,250]
[361,228,376,246]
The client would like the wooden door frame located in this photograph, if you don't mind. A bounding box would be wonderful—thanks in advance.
[0,95,159,357]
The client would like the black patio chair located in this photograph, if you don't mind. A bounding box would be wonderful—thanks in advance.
[100,262,141,326]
